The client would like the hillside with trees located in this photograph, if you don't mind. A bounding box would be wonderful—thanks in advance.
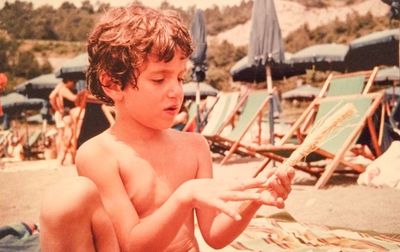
[0,0,397,92]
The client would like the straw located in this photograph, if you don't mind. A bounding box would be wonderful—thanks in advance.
[239,103,358,212]
[280,102,357,170]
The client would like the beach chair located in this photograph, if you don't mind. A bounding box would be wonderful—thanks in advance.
[23,130,44,160]
[251,91,385,188]
[0,130,11,157]
[181,100,197,132]
[290,67,379,142]
[320,67,378,97]
[201,91,244,137]
[205,90,270,165]
[181,99,209,132]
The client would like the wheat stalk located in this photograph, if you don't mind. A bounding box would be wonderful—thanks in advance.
[280,102,358,170]
[239,103,358,212]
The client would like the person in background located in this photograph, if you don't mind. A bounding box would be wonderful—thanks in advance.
[48,78,77,163]
[0,73,8,119]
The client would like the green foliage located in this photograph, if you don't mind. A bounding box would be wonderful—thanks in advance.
[285,12,400,52]
[13,51,41,78]
[0,1,98,41]
[0,34,18,72]
[206,41,247,91]
[204,1,253,36]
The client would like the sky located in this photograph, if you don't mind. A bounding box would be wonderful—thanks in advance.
[0,0,244,9]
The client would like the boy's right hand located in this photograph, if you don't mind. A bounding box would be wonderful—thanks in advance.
[180,177,268,221]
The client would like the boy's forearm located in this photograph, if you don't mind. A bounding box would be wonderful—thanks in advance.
[124,182,194,251]
[203,200,261,248]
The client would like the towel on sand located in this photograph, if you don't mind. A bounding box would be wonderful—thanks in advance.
[226,212,400,252]
[0,223,40,252]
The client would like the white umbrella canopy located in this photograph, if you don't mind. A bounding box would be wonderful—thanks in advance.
[55,53,88,80]
[0,92,46,116]
[14,73,61,100]
[376,66,400,83]
[183,82,218,99]
[345,29,400,72]
[282,84,321,101]
[290,43,349,72]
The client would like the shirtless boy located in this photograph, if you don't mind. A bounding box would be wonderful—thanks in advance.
[40,5,294,252]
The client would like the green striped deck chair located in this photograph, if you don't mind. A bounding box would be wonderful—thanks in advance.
[207,90,270,165]
[201,92,242,137]
[294,67,379,142]
[252,92,385,188]
[319,67,378,98]
[182,100,198,132]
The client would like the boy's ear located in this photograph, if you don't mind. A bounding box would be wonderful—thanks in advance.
[99,71,123,102]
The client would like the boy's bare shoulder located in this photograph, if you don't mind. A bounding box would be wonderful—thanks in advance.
[167,130,209,152]
[75,131,117,174]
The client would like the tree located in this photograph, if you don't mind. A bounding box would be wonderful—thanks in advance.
[81,0,94,14]
[13,51,41,78]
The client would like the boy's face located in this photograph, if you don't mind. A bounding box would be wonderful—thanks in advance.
[120,49,188,130]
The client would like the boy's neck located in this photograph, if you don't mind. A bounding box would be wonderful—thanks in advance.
[110,116,164,143]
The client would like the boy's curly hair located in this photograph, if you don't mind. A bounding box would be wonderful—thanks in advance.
[87,5,193,105]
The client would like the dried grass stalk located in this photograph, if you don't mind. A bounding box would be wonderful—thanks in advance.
[281,102,358,170]
[239,103,358,212]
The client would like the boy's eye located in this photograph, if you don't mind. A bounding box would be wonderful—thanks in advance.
[152,79,164,83]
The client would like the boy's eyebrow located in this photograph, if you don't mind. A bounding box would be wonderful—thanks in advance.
[148,68,187,75]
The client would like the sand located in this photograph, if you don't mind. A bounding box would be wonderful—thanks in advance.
[0,157,399,249]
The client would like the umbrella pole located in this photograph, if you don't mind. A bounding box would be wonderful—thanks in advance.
[195,81,201,132]
[266,65,275,146]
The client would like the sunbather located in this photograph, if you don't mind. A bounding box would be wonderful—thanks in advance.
[40,5,294,252]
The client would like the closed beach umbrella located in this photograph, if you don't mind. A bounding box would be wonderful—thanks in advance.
[55,53,88,80]
[247,0,284,145]
[282,84,321,101]
[14,73,61,100]
[190,9,208,132]
[345,29,400,72]
[183,82,218,99]
[290,43,349,72]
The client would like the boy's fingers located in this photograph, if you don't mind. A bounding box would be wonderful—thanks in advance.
[213,201,242,221]
[275,171,292,193]
[263,167,277,178]
[287,167,295,181]
[258,191,285,208]
[230,177,266,190]
[267,177,288,199]
[220,191,261,201]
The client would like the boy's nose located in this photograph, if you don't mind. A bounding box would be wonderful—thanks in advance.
[167,81,183,98]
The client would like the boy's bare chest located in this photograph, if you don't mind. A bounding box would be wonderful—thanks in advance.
[119,148,197,217]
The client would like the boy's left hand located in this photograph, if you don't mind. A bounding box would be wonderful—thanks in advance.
[257,167,295,208]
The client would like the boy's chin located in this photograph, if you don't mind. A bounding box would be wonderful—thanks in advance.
[149,122,175,131]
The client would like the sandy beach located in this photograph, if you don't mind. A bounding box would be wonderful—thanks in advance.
[1,157,400,250]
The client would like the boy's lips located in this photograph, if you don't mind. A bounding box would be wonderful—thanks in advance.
[164,105,179,114]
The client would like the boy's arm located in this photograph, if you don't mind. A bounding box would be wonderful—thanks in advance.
[195,136,294,249]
